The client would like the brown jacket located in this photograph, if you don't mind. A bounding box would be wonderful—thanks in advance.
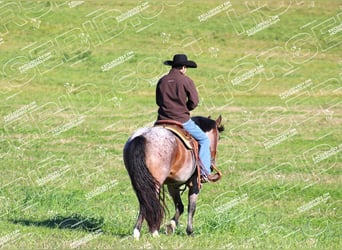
[156,68,199,123]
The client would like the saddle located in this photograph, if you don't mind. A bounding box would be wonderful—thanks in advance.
[154,120,194,149]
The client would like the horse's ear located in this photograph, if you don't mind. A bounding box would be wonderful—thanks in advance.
[216,115,222,126]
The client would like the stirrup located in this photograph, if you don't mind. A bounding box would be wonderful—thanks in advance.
[210,164,222,182]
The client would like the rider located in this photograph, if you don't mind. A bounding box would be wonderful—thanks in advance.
[155,54,220,183]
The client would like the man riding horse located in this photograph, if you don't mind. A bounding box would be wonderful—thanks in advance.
[156,54,221,183]
[123,54,224,238]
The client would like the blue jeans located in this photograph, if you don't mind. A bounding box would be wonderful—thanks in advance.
[183,119,211,174]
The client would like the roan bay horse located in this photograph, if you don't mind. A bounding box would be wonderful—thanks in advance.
[123,115,224,239]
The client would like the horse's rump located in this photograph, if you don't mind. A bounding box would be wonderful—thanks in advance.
[123,133,165,231]
[124,126,197,232]
[127,126,196,184]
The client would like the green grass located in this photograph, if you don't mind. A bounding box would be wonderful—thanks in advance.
[0,0,341,249]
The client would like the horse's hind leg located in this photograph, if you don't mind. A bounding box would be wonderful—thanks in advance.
[186,191,198,235]
[186,180,200,235]
[133,211,144,240]
[166,184,184,234]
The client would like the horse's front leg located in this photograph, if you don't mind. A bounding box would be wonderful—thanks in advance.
[166,184,184,234]
[186,179,200,235]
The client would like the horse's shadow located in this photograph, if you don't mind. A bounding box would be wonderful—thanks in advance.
[10,214,104,233]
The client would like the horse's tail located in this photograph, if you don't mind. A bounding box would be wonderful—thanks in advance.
[123,135,165,232]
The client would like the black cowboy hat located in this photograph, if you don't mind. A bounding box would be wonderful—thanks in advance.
[164,54,197,68]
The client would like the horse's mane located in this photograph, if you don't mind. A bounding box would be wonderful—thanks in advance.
[191,116,224,133]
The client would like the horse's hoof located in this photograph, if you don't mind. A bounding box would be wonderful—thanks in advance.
[165,225,174,235]
[165,220,176,235]
[133,228,140,240]
[152,230,159,237]
[187,232,195,237]
[186,228,194,236]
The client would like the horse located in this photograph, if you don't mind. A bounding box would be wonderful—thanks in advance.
[123,115,224,239]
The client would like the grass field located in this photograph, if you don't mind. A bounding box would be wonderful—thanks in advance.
[0,0,341,249]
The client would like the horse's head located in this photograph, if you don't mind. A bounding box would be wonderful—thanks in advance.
[191,115,224,167]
